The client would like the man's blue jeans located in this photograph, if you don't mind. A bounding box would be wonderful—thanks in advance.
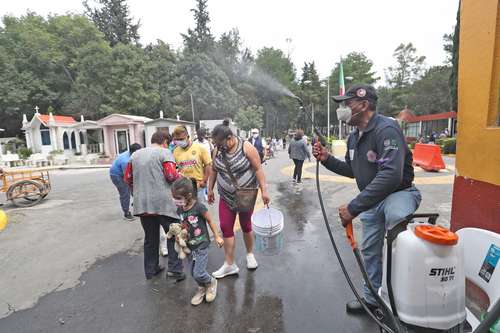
[110,174,130,214]
[359,185,422,305]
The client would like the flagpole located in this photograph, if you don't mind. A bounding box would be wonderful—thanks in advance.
[338,58,345,140]
[327,79,330,141]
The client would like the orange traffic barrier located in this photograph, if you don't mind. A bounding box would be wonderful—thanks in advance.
[413,143,446,171]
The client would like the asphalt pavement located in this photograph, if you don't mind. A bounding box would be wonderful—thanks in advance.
[0,150,455,333]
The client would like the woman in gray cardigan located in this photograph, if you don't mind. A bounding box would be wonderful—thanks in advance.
[288,130,311,183]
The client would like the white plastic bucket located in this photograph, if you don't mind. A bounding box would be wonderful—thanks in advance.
[251,207,284,255]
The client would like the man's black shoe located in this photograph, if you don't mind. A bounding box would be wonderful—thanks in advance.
[145,265,165,280]
[346,299,379,315]
[166,271,186,282]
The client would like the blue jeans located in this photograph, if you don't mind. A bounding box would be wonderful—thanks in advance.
[359,185,422,305]
[197,188,207,203]
[110,174,130,214]
[190,247,212,286]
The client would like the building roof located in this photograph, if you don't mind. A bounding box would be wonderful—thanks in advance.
[37,114,77,126]
[97,114,152,125]
[396,110,457,123]
[396,108,416,122]
[144,118,195,125]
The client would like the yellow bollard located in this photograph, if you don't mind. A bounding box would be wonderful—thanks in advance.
[0,210,7,231]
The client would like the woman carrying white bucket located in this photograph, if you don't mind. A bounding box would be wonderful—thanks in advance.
[208,120,271,279]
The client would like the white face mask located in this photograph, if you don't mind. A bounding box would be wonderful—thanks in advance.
[175,139,189,149]
[336,105,353,123]
[252,133,259,139]
[336,104,364,124]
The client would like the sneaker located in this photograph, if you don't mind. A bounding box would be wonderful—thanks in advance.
[160,247,168,256]
[205,278,217,303]
[346,299,379,315]
[212,263,239,279]
[191,287,206,306]
[167,271,186,282]
[292,178,297,183]
[246,253,259,270]
[123,212,135,221]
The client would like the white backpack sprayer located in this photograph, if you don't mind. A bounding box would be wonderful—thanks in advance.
[291,96,500,333]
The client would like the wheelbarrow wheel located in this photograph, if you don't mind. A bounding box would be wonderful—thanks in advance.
[7,180,45,207]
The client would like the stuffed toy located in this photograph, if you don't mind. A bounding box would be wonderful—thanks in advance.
[166,223,191,259]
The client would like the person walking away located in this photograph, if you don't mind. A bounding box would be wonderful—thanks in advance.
[208,120,271,278]
[110,143,141,220]
[124,132,185,281]
[282,136,287,150]
[288,129,311,183]
[313,84,421,314]
[171,177,224,306]
[173,126,212,203]
[249,129,265,163]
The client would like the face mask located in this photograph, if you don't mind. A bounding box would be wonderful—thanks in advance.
[252,133,259,139]
[173,198,186,207]
[336,105,352,123]
[175,140,189,149]
[336,103,364,124]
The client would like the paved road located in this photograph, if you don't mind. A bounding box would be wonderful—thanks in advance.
[0,151,454,332]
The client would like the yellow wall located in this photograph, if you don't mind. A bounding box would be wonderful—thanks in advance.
[457,0,500,186]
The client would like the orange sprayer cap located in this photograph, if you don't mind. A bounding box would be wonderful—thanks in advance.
[414,225,458,246]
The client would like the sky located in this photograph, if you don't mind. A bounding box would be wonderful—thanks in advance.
[2,0,459,84]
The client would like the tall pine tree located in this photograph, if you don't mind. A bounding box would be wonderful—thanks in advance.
[83,0,140,46]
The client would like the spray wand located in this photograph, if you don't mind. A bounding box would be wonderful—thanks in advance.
[292,95,401,333]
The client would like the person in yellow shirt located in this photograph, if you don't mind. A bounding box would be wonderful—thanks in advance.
[172,125,212,202]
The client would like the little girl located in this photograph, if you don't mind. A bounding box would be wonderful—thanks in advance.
[171,177,224,306]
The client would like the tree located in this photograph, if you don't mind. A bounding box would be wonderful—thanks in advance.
[83,0,140,46]
[254,47,297,135]
[235,105,264,131]
[329,52,379,95]
[386,43,426,89]
[181,0,214,54]
[406,66,452,115]
[177,53,238,121]
[448,4,460,112]
[0,12,108,134]
[144,41,181,118]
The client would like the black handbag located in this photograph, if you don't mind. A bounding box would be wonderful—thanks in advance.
[220,151,258,212]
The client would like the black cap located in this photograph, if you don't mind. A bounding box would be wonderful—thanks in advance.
[332,84,378,103]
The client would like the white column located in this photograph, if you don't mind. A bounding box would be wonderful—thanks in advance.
[98,129,104,154]
[51,127,59,151]
[128,124,135,146]
[81,129,88,155]
[75,130,81,153]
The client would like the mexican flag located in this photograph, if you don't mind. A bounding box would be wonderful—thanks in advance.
[339,60,345,96]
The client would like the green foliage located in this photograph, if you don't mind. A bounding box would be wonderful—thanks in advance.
[437,138,456,154]
[234,105,264,131]
[83,0,140,46]
[49,149,64,155]
[449,5,460,112]
[406,66,452,115]
[181,0,214,53]
[329,52,379,94]
[386,43,426,89]
[17,147,33,159]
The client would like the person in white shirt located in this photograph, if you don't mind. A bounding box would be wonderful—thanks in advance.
[194,129,213,156]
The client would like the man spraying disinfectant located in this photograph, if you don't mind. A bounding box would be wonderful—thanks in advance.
[313,84,422,315]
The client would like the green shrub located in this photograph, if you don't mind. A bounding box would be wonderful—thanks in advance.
[49,149,64,155]
[441,138,456,154]
[17,147,32,160]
